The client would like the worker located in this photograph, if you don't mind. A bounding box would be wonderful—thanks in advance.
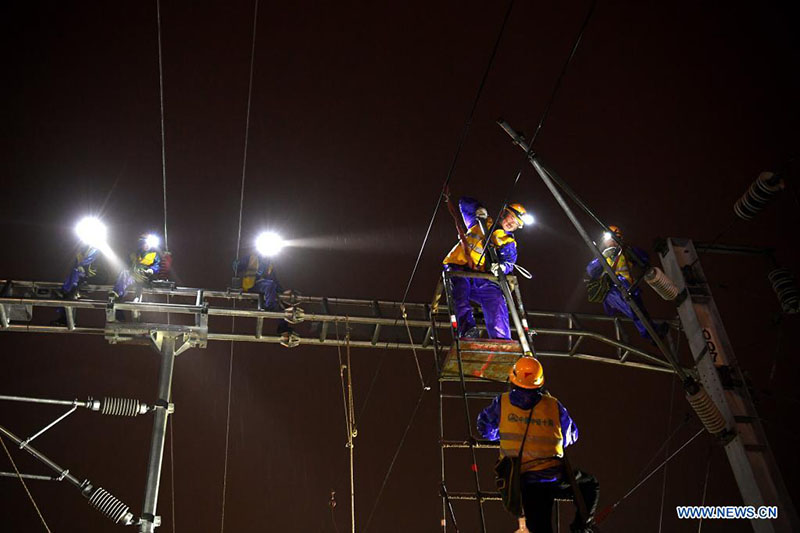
[111,233,162,302]
[585,226,666,341]
[477,357,599,533]
[442,196,529,339]
[233,252,298,348]
[50,245,100,326]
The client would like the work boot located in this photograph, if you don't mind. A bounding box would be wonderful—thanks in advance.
[461,326,481,339]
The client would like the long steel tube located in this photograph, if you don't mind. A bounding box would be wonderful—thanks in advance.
[496,121,687,379]
[140,334,177,533]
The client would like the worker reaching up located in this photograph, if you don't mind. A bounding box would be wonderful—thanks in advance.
[478,357,599,533]
[442,196,529,339]
[585,226,666,341]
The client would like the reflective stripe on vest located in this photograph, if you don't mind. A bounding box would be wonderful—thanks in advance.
[603,247,632,284]
[442,221,516,271]
[498,393,564,473]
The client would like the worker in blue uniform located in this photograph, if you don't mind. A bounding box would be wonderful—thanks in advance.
[234,252,297,347]
[585,226,665,340]
[478,357,599,532]
[50,245,100,326]
[111,234,162,301]
[442,197,529,339]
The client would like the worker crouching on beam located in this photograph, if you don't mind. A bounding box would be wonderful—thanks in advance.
[478,357,599,533]
[109,233,162,320]
[233,231,298,348]
[442,196,528,339]
[585,226,667,341]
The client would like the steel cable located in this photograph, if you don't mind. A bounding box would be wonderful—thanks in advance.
[0,435,51,532]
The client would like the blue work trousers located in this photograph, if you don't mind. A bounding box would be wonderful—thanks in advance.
[603,287,653,340]
[449,275,511,339]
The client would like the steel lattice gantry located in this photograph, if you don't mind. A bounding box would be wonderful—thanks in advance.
[0,277,678,530]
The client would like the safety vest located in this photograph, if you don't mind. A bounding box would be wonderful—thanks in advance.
[242,254,273,292]
[603,247,632,284]
[442,220,515,271]
[131,251,159,269]
[498,393,564,473]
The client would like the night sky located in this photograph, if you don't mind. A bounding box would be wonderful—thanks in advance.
[1,1,798,532]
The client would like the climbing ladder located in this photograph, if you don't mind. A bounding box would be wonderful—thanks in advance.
[433,269,636,532]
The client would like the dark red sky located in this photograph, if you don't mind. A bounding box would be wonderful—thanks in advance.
[1,1,798,532]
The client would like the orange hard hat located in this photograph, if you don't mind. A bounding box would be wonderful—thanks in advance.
[509,357,544,389]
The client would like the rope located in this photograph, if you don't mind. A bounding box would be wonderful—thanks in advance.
[362,384,429,533]
[697,446,713,533]
[657,377,677,533]
[478,0,597,268]
[401,306,426,389]
[234,0,260,264]
[596,427,705,524]
[398,0,514,307]
[332,320,357,533]
[169,400,177,533]
[155,0,169,251]
[0,435,51,532]
[220,336,235,533]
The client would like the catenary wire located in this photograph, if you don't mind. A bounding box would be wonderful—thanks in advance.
[221,3,260,530]
[354,0,516,465]
[234,0,260,264]
[156,0,169,251]
[398,0,515,307]
[478,0,597,267]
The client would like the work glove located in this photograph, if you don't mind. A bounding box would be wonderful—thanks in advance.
[490,262,507,277]
[475,207,488,219]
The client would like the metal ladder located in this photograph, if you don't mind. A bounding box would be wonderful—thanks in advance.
[434,268,534,532]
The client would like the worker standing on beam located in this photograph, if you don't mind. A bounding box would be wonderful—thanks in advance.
[585,226,666,341]
[478,357,599,533]
[443,196,529,339]
[234,231,298,347]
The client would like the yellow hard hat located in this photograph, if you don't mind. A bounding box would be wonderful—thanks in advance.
[509,357,544,389]
[506,203,532,228]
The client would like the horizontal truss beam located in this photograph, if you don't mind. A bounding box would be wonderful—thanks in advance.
[0,279,681,374]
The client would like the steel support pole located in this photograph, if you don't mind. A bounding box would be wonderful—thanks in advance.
[140,333,179,533]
